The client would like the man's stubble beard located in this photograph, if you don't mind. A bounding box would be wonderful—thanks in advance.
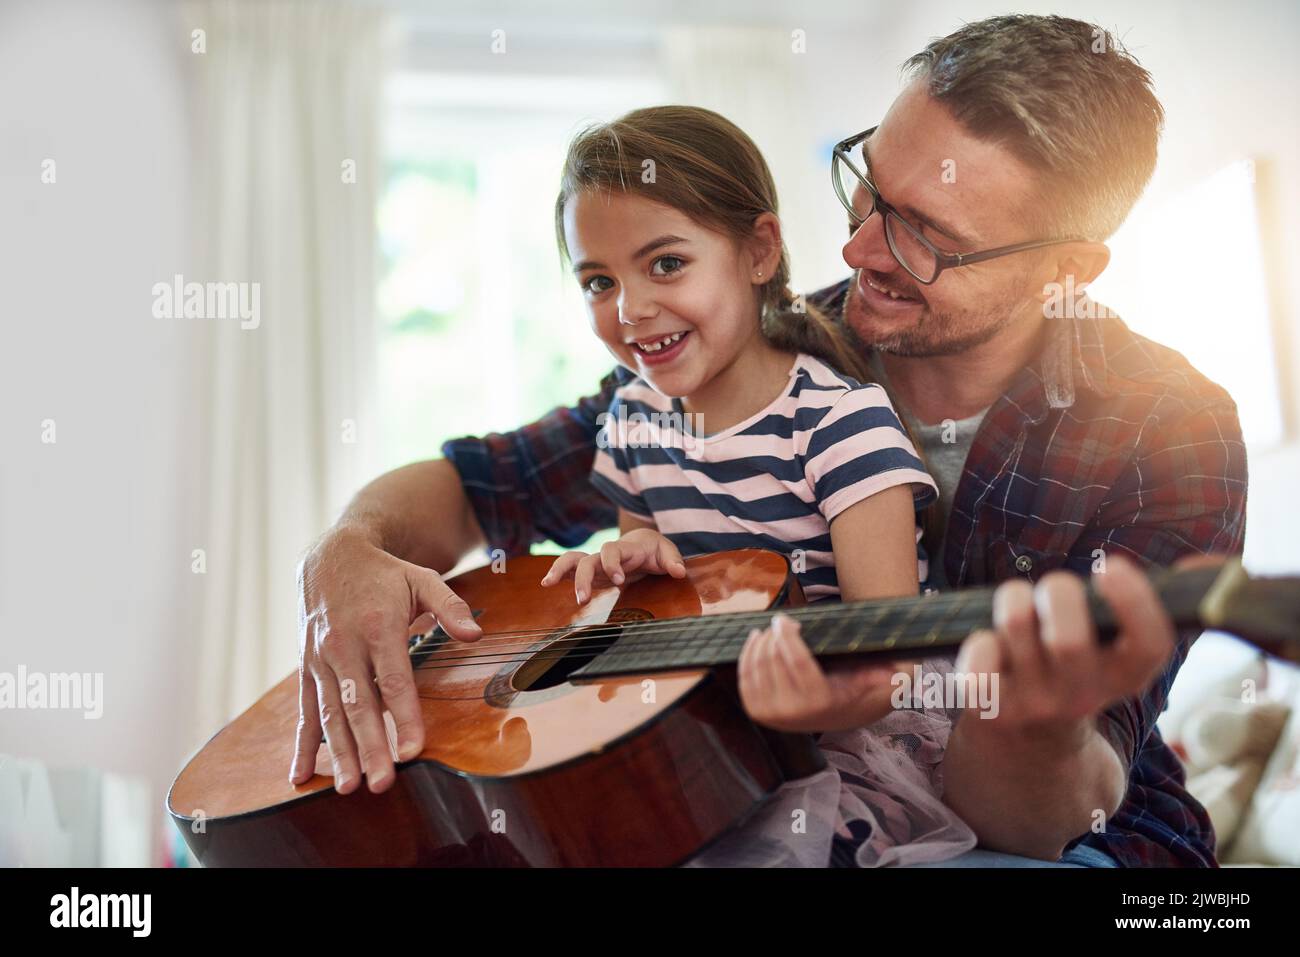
[844,272,1027,358]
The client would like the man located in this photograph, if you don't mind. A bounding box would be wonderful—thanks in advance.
[291,15,1246,866]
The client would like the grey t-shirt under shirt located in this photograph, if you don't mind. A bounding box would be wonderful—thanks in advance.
[868,353,988,590]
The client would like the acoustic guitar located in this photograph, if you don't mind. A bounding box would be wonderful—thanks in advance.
[168,549,1298,866]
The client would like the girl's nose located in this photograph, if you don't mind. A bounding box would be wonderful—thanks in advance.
[617,287,659,325]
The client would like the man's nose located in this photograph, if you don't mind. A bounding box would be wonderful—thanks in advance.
[842,212,896,274]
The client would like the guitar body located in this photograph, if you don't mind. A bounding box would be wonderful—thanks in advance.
[168,549,822,867]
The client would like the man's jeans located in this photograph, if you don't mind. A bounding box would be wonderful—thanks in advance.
[901,844,1119,868]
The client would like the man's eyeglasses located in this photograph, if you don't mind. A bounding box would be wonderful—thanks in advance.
[831,127,1086,285]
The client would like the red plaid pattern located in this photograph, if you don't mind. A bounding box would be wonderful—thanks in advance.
[443,278,1248,866]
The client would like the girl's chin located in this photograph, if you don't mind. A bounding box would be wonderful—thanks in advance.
[642,375,696,398]
[638,365,704,398]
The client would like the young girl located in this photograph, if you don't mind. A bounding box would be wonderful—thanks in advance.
[541,105,977,867]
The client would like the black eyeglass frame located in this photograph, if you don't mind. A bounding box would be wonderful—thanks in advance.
[831,126,1088,285]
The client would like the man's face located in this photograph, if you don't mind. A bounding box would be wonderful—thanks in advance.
[841,82,1047,357]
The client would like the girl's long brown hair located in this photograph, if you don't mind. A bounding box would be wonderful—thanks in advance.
[553,105,941,560]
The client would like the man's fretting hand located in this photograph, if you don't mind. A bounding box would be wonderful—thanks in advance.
[955,552,1178,744]
[942,553,1212,859]
[290,525,483,794]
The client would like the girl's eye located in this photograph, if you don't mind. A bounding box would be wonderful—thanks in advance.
[582,275,614,295]
[651,255,685,276]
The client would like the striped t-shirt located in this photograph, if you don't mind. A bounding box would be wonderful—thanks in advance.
[590,353,938,601]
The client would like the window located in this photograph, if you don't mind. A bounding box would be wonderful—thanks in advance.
[377,69,664,554]
[1088,160,1284,447]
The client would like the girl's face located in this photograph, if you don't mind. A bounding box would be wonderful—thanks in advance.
[563,189,766,399]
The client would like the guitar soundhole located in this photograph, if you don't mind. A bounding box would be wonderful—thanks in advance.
[511,622,625,692]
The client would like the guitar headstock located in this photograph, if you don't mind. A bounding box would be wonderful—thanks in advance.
[1198,559,1300,652]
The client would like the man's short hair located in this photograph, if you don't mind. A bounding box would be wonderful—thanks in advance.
[903,14,1164,241]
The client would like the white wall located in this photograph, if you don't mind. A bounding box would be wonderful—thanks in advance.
[0,0,201,862]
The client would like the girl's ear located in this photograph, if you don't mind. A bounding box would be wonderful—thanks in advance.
[748,212,783,281]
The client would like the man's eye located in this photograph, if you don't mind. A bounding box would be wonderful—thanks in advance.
[582,275,614,294]
[651,255,684,276]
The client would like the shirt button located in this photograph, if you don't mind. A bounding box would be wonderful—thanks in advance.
[1014,554,1034,574]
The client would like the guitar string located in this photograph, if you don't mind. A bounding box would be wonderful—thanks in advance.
[397,585,1206,674]
[410,587,973,645]
[403,566,1207,656]
[406,612,1022,674]
[401,587,1196,675]
[405,596,997,665]
[406,589,994,651]
[405,638,972,675]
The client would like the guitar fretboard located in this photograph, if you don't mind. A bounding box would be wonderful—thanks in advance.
[570,564,1225,679]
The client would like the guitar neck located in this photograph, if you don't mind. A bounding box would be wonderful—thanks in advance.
[571,564,1227,679]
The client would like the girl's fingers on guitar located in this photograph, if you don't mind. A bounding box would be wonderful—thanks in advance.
[758,625,785,701]
[540,551,585,586]
[574,553,602,603]
[738,627,768,702]
[737,627,755,683]
[836,661,900,698]
[290,666,323,784]
[771,614,822,691]
[599,541,627,586]
[768,626,807,702]
[762,627,816,730]
[313,664,362,794]
[618,547,651,577]
[656,536,687,578]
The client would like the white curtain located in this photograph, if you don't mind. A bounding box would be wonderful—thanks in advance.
[659,25,835,294]
[188,0,387,741]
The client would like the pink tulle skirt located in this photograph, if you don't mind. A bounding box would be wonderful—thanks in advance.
[684,656,978,867]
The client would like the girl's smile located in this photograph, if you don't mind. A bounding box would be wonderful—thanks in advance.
[563,188,775,408]
[627,329,691,365]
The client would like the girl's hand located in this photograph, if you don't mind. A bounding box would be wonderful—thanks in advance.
[540,528,687,603]
[738,613,905,733]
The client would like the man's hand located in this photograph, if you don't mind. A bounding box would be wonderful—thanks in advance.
[290,525,483,794]
[943,552,1190,859]
[540,528,686,603]
[956,552,1176,743]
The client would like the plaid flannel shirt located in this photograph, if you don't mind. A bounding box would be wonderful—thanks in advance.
[443,278,1248,867]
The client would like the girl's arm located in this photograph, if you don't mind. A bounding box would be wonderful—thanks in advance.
[738,483,923,733]
[827,483,921,601]
[618,509,658,535]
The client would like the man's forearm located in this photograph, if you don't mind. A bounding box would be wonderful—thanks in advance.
[335,458,485,574]
[941,715,1127,860]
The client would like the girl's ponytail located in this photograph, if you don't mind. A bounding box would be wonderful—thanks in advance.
[761,280,944,565]
[759,282,872,386]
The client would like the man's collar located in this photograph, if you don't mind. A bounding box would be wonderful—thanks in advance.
[1014,312,1117,424]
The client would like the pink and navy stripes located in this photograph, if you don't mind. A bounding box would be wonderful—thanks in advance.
[590,353,937,601]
